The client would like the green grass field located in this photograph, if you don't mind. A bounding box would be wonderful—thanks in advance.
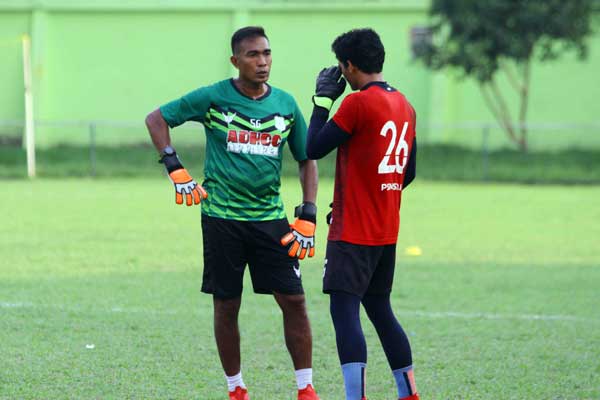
[1,178,599,399]
[2,143,600,184]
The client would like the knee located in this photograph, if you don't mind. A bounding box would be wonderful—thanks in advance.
[329,292,362,329]
[276,293,307,316]
[362,294,394,323]
[214,297,241,323]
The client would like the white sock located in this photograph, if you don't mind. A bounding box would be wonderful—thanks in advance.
[226,371,246,392]
[295,368,313,390]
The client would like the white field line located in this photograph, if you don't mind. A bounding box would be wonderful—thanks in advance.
[395,309,597,323]
[1,301,598,324]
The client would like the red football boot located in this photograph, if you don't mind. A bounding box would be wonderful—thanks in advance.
[297,384,320,400]
[228,386,249,400]
[399,394,420,400]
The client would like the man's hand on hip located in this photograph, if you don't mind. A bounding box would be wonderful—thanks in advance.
[159,147,208,206]
[168,168,207,206]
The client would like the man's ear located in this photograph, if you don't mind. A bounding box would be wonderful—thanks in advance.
[230,55,239,69]
[346,60,357,73]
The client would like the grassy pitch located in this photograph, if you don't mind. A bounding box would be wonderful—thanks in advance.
[1,178,599,399]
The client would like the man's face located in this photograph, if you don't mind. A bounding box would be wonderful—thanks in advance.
[231,36,272,84]
[338,60,357,90]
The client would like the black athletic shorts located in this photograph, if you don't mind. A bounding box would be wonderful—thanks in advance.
[201,214,304,299]
[323,240,397,297]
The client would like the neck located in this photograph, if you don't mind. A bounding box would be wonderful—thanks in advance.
[233,78,267,99]
[355,73,384,90]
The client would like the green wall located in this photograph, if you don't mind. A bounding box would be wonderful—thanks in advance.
[0,1,599,148]
[0,11,29,125]
[256,8,431,128]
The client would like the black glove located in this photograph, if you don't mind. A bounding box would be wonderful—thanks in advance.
[326,202,333,225]
[294,202,317,223]
[313,66,347,110]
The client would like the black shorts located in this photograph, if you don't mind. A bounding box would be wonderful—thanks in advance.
[201,214,304,299]
[323,240,397,297]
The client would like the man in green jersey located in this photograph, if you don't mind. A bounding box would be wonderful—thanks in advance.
[145,27,320,400]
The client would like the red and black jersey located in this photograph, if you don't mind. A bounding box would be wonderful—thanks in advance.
[327,82,416,245]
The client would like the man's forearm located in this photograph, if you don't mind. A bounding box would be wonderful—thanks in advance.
[306,106,329,159]
[146,108,171,154]
[306,107,350,160]
[298,159,318,204]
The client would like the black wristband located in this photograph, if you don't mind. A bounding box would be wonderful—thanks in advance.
[294,202,317,223]
[159,153,184,173]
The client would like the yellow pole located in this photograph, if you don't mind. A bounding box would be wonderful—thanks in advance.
[22,34,36,178]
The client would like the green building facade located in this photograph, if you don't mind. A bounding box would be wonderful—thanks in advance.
[1,0,599,149]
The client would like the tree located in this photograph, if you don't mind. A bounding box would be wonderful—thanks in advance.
[415,0,593,151]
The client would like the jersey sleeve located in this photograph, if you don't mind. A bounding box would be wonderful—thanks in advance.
[159,87,212,128]
[306,107,350,160]
[332,93,360,134]
[287,101,308,162]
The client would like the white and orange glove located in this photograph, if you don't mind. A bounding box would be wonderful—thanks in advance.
[280,202,317,260]
[159,146,208,206]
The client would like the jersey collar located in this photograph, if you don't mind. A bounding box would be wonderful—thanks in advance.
[229,78,272,101]
[360,81,395,92]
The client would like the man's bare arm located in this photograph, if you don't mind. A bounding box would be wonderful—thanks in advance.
[298,159,318,204]
[145,108,172,154]
[145,108,207,206]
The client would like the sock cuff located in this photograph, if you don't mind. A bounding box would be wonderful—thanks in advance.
[226,371,242,380]
[295,368,313,375]
[295,368,313,390]
[225,371,246,391]
[341,362,366,399]
[392,365,417,397]
[341,362,367,370]
[392,364,414,374]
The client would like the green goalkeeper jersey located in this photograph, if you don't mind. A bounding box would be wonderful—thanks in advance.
[160,79,307,221]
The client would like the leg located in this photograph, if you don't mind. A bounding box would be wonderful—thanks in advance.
[323,241,378,400]
[245,218,319,398]
[213,295,243,376]
[273,292,313,370]
[361,293,412,369]
[274,293,321,399]
[330,291,367,400]
[201,215,250,398]
[362,293,417,399]
[360,244,418,399]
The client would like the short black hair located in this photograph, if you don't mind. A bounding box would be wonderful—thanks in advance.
[231,26,269,54]
[332,28,385,73]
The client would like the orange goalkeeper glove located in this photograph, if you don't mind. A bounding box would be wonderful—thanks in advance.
[280,202,317,260]
[168,168,207,206]
[159,146,208,206]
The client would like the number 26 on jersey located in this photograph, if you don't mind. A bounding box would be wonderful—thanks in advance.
[378,120,409,175]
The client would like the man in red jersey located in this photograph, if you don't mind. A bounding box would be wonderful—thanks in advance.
[306,28,419,400]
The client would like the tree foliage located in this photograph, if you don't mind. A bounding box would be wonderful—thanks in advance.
[416,0,594,150]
